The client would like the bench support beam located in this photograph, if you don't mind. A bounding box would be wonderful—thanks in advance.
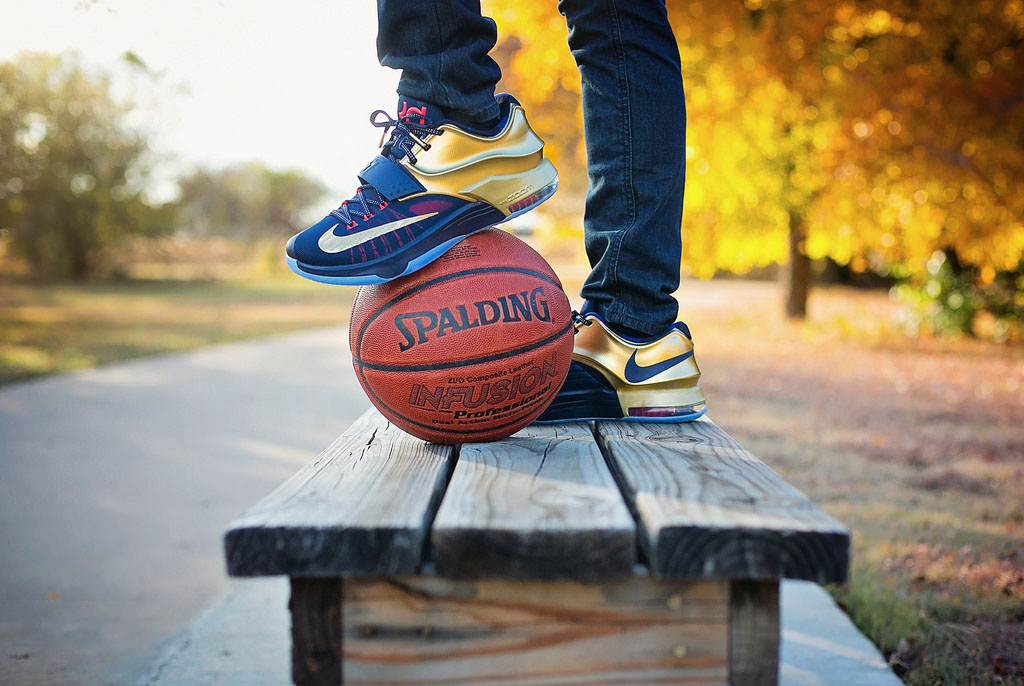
[729,580,780,686]
[292,574,739,685]
[291,578,343,686]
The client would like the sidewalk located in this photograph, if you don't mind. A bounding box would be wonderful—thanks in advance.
[141,578,900,686]
[0,328,363,686]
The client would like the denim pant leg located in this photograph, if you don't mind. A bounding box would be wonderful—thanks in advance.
[377,0,502,125]
[559,0,685,335]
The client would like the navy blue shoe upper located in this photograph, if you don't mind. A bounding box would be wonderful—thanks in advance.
[285,96,519,283]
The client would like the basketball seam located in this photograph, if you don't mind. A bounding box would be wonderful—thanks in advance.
[353,321,573,372]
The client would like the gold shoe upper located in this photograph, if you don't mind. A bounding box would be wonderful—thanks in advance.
[396,103,552,213]
[573,314,703,389]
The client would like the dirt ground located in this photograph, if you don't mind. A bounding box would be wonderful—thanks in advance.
[657,278,1024,685]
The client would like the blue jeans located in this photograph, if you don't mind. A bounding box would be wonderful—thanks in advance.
[377,0,685,335]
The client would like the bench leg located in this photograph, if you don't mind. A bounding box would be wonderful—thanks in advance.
[290,577,343,686]
[729,580,780,686]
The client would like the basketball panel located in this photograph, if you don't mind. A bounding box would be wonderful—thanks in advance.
[355,337,572,444]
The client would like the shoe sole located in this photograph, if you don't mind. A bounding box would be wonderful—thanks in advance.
[533,403,707,424]
[534,363,708,424]
[287,164,559,286]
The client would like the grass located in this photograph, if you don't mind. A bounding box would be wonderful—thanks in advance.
[0,237,361,385]
[837,523,1023,684]
[0,275,356,385]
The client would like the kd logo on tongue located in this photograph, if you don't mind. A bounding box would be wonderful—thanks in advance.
[399,101,428,126]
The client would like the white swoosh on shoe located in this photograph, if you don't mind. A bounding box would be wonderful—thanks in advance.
[317,213,439,254]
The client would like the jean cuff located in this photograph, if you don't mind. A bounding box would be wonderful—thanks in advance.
[580,299,669,337]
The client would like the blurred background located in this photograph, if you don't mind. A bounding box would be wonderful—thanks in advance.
[1,1,1022,684]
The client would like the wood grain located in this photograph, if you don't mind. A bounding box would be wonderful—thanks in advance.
[431,422,636,579]
[729,580,779,686]
[596,419,849,582]
[225,410,455,576]
[342,575,730,685]
[291,577,343,686]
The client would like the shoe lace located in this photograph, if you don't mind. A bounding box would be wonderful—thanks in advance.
[570,311,592,330]
[329,110,445,229]
[372,110,444,165]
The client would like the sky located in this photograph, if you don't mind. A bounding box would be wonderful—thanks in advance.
[0,0,402,200]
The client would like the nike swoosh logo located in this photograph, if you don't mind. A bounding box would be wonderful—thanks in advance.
[317,213,438,254]
[623,349,694,383]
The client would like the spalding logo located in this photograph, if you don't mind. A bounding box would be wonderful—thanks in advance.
[394,288,551,352]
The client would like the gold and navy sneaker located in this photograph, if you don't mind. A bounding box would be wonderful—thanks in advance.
[535,312,707,422]
[286,93,558,285]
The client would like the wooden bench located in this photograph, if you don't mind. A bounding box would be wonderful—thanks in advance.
[224,409,849,686]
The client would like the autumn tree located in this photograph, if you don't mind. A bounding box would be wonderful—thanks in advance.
[734,0,1024,324]
[487,2,822,312]
[0,52,170,279]
[667,3,830,315]
[489,1,1024,332]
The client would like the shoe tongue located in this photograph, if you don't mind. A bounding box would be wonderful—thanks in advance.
[396,97,444,126]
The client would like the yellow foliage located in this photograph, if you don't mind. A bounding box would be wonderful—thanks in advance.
[485,0,1023,282]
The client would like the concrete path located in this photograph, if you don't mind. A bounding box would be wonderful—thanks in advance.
[0,327,900,685]
[0,328,364,686]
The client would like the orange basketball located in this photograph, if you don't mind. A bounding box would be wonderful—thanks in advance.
[349,229,574,444]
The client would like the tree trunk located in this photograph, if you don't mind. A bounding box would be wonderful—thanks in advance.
[63,221,90,280]
[783,213,812,319]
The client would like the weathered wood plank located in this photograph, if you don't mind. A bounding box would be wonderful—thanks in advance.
[596,419,849,582]
[729,580,779,686]
[291,577,343,686]
[432,422,636,579]
[225,410,455,576]
[342,575,730,685]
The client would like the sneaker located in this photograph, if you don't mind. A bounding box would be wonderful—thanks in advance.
[286,93,558,285]
[535,313,707,422]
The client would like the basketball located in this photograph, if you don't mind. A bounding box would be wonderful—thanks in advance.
[349,229,574,444]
